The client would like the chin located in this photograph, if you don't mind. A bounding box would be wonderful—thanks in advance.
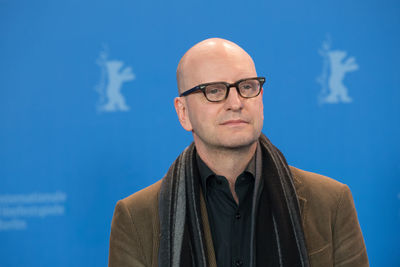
[193,129,261,151]
[216,135,259,150]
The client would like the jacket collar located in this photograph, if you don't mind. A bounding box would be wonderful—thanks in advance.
[290,166,307,224]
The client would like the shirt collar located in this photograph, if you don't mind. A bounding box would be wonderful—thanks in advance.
[195,149,257,192]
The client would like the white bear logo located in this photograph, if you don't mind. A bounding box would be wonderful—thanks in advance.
[317,37,359,104]
[95,47,135,112]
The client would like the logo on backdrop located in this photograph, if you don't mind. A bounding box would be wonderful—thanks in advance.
[95,46,135,112]
[317,35,359,105]
[0,191,67,231]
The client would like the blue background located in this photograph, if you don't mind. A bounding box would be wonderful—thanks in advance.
[1,0,399,266]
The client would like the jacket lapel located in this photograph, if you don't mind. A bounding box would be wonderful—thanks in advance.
[291,167,307,225]
[199,189,217,267]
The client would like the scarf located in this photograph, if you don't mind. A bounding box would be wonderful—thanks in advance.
[158,134,310,267]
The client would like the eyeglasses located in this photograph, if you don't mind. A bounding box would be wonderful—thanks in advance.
[179,77,266,102]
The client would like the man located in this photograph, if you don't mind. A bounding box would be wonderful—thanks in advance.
[109,38,368,267]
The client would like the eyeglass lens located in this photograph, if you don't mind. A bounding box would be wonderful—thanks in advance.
[205,78,261,102]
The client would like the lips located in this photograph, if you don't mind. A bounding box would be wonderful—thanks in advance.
[220,119,248,125]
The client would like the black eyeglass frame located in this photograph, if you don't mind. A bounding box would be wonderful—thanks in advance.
[179,76,266,102]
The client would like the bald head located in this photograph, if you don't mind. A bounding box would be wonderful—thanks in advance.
[176,38,257,94]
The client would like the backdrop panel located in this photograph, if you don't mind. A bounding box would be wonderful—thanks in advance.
[1,0,399,266]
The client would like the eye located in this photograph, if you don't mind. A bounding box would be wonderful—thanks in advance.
[241,84,253,90]
[206,84,226,95]
[239,81,256,90]
[238,79,261,97]
[209,88,221,94]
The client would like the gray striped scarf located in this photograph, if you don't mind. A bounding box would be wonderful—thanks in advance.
[158,133,309,267]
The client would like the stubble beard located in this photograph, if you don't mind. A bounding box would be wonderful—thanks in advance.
[193,128,261,155]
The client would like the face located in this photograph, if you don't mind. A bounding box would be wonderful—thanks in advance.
[175,43,264,152]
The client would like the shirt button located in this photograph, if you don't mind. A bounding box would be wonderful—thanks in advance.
[235,212,241,219]
[235,259,243,266]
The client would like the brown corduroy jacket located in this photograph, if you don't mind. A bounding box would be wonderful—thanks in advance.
[108,166,369,267]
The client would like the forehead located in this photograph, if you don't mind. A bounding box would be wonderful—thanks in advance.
[185,51,257,87]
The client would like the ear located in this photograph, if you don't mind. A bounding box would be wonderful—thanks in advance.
[174,97,193,131]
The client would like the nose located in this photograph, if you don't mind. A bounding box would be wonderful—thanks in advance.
[224,86,244,111]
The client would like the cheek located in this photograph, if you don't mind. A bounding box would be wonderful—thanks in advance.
[251,100,264,127]
[190,109,209,127]
[186,104,203,129]
[252,99,264,114]
[188,106,217,131]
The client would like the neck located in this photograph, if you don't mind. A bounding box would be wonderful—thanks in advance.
[195,141,257,185]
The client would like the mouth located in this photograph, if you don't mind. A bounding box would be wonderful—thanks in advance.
[220,119,248,126]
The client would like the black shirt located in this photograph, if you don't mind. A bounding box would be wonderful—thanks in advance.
[196,153,256,267]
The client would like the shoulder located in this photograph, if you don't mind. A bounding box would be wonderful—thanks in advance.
[289,165,346,190]
[120,179,162,205]
[114,179,164,239]
[288,166,349,248]
[117,179,162,219]
[288,166,369,265]
[109,179,163,267]
[289,165,349,207]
